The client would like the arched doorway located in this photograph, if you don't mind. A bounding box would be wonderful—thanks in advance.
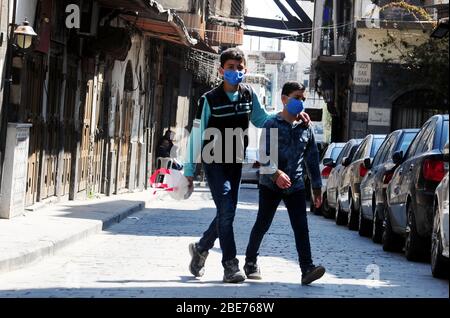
[116,61,134,192]
[391,89,448,130]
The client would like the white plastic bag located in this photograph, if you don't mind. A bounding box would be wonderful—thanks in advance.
[150,168,193,200]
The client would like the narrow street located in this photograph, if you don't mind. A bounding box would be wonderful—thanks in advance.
[0,187,447,298]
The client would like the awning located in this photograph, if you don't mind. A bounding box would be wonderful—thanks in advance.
[97,0,197,46]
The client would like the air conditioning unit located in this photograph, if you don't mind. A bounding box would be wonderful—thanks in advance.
[77,0,99,37]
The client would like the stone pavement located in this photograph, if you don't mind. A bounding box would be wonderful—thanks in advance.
[0,189,158,274]
[0,186,448,298]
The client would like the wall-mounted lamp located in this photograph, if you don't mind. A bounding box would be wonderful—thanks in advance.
[14,18,37,50]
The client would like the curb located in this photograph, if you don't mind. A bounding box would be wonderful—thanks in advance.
[0,201,146,274]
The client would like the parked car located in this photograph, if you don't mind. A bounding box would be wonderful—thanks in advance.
[431,142,449,278]
[359,129,419,243]
[241,148,260,185]
[338,134,386,230]
[311,142,346,215]
[305,141,329,210]
[324,139,362,221]
[385,114,449,261]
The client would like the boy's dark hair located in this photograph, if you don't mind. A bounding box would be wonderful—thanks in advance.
[220,48,246,67]
[282,81,305,96]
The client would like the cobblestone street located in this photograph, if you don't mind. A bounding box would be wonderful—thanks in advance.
[0,186,448,298]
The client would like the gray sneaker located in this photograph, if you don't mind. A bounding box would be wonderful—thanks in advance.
[223,258,246,283]
[189,243,208,277]
[301,265,325,285]
[244,261,262,280]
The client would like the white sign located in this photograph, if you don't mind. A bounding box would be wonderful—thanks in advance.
[368,108,391,126]
[354,62,372,86]
[352,102,369,113]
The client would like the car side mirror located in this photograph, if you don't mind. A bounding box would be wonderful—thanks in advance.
[363,157,372,169]
[392,151,404,165]
[342,157,351,167]
[323,158,335,167]
[443,142,449,161]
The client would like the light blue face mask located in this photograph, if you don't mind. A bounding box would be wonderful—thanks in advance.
[223,69,245,85]
[286,98,304,116]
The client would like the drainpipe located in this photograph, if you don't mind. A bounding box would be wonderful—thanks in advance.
[0,0,17,191]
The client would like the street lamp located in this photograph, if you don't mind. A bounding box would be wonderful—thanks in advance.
[14,18,37,50]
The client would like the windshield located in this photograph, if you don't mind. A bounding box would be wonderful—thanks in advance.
[371,138,385,157]
[398,132,418,154]
[330,146,343,160]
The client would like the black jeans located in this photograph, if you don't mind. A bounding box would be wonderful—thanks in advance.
[197,163,242,266]
[245,185,313,273]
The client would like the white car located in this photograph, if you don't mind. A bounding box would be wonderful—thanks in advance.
[312,142,345,217]
[241,148,260,185]
[432,142,449,278]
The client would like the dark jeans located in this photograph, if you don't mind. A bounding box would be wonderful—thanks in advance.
[197,163,242,266]
[245,185,313,273]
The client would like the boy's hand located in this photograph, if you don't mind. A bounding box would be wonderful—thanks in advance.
[296,112,311,127]
[275,171,292,189]
[312,188,322,208]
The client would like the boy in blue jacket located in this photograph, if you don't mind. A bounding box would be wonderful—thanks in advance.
[244,81,326,285]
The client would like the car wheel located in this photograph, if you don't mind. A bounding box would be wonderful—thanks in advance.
[405,203,429,262]
[431,205,448,278]
[372,206,383,244]
[335,200,347,226]
[382,206,403,252]
[347,193,359,231]
[358,205,372,237]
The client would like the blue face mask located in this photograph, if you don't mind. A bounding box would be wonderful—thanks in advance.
[223,69,245,85]
[285,98,304,116]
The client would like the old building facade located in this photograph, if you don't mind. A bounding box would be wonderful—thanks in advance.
[0,0,245,217]
[311,0,449,141]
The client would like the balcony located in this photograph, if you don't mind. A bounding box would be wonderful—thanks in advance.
[206,23,243,46]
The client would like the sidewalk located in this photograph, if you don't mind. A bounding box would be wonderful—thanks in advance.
[0,189,161,274]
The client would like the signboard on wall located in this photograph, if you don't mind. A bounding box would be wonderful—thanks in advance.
[368,107,391,126]
[352,102,369,113]
[353,62,371,86]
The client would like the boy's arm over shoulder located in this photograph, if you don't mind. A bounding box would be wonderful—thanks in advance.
[250,89,276,128]
[184,95,211,177]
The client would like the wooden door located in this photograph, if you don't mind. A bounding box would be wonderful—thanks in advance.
[117,93,132,191]
[61,58,78,196]
[42,51,63,199]
[91,72,105,194]
[78,78,93,192]
[24,54,46,206]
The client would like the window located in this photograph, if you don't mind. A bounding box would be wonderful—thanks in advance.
[330,146,344,161]
[397,132,418,154]
[415,121,436,155]
[370,137,386,157]
[372,136,392,167]
[406,122,429,159]
[349,144,360,161]
[441,120,449,150]
[336,143,351,165]
[353,138,368,161]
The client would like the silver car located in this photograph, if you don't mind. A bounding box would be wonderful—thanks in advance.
[432,142,449,278]
[241,148,260,185]
[313,142,345,216]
